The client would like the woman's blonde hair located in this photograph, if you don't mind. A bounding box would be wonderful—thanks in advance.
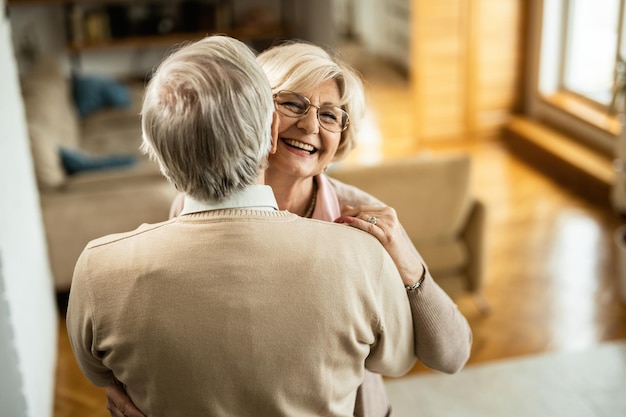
[257,40,366,162]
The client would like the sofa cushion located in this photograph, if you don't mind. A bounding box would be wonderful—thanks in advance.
[21,56,80,189]
[79,82,145,156]
[41,180,178,290]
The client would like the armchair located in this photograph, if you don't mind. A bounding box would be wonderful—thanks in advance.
[329,152,489,314]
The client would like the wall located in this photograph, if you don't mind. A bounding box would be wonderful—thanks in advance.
[8,3,66,73]
[350,0,524,143]
[411,0,525,143]
[292,0,336,50]
[0,0,58,415]
[351,0,387,56]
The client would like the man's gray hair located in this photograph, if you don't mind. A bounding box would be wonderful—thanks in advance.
[141,35,274,201]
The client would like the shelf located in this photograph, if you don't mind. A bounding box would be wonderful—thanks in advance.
[7,0,66,4]
[8,0,174,4]
[9,0,293,65]
[67,24,289,52]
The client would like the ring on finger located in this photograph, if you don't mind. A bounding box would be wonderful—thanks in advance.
[367,216,378,226]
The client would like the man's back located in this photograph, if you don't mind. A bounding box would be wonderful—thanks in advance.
[67,210,416,417]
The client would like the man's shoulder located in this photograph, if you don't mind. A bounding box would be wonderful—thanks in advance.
[86,219,175,250]
[291,217,400,285]
[294,216,381,249]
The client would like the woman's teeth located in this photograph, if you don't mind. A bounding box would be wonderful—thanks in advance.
[283,138,317,154]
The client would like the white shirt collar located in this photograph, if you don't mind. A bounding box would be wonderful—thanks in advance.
[180,185,279,215]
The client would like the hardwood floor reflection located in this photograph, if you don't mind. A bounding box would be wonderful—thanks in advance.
[53,46,626,415]
[427,139,626,372]
[55,316,109,417]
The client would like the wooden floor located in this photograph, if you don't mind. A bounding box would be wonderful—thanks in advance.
[53,43,626,416]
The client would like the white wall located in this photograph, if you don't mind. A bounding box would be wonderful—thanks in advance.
[0,0,58,415]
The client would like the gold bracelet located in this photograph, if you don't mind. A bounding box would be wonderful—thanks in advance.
[405,265,427,291]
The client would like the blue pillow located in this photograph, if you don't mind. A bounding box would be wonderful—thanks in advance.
[72,74,131,117]
[60,147,136,175]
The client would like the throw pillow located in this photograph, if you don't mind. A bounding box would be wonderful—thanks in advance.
[72,74,132,117]
[59,146,137,175]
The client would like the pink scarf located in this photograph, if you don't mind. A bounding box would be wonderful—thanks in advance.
[311,174,341,222]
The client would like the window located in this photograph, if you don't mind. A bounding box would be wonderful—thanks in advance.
[562,0,621,106]
[531,0,625,151]
[540,0,623,107]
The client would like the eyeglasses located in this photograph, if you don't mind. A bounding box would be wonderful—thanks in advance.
[273,90,350,133]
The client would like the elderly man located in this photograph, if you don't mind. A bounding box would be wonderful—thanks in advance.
[66,35,416,417]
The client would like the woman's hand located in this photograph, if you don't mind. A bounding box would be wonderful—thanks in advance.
[335,205,424,287]
[106,378,146,417]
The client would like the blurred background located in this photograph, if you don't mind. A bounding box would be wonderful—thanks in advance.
[1,1,626,416]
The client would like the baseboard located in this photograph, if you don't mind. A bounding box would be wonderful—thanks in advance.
[503,116,615,212]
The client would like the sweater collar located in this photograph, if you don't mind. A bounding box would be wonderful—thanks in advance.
[181,185,279,215]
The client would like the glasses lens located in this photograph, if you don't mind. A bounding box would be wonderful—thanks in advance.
[274,92,309,117]
[318,106,348,132]
[273,91,349,133]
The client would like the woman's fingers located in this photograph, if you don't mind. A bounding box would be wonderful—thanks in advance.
[106,378,147,417]
[334,205,399,243]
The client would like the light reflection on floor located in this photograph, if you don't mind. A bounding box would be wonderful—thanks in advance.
[548,211,604,351]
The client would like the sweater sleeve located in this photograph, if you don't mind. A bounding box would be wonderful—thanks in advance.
[330,177,472,373]
[406,272,472,373]
[365,250,417,376]
[66,250,114,387]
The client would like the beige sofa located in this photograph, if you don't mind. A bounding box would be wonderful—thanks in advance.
[20,57,178,293]
[329,153,489,313]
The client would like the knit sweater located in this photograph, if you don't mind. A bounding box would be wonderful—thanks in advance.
[67,209,417,417]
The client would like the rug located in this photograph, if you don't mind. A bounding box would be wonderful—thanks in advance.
[384,340,626,417]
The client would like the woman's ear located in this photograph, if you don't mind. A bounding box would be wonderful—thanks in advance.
[270,111,279,154]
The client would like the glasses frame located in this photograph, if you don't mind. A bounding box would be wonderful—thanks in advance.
[272,90,350,133]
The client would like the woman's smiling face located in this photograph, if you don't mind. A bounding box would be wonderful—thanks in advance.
[268,80,343,180]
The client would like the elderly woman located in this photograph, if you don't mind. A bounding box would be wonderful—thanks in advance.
[107,41,472,417]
